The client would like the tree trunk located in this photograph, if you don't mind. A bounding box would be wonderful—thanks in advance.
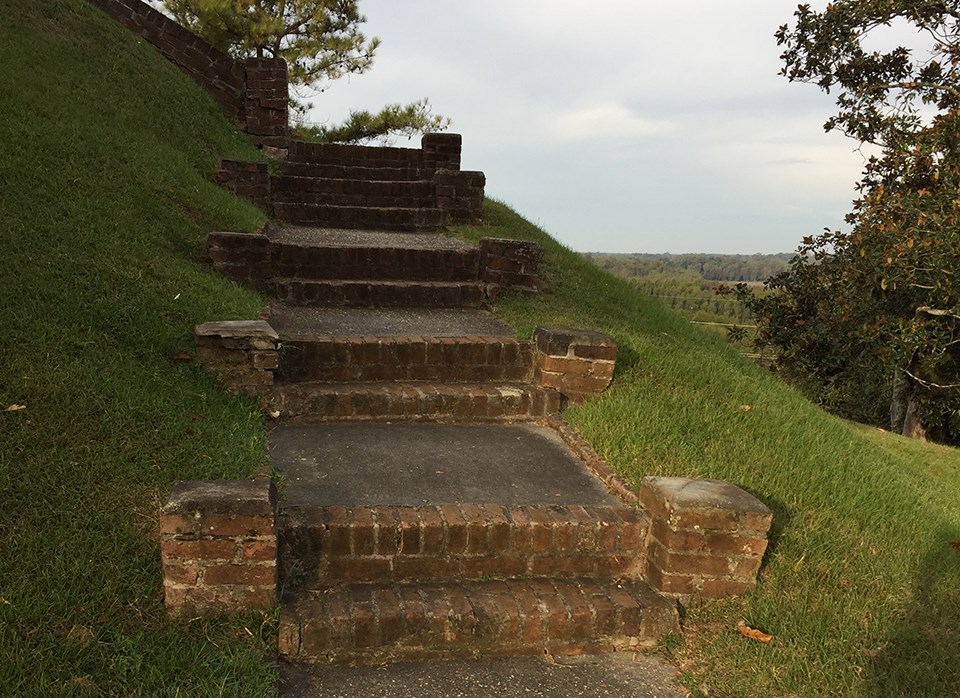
[891,367,927,440]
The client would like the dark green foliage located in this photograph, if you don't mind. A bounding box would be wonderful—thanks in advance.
[292,98,450,144]
[744,1,960,441]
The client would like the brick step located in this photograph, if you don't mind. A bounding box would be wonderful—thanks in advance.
[271,176,436,209]
[272,279,486,308]
[265,381,559,422]
[276,336,534,383]
[280,503,646,590]
[273,203,444,231]
[278,578,680,663]
[288,141,425,168]
[282,162,428,182]
[271,242,479,282]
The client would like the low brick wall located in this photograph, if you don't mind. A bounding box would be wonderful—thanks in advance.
[421,133,462,170]
[436,171,486,224]
[244,58,288,148]
[208,231,272,290]
[216,161,271,209]
[88,0,289,147]
[640,477,772,598]
[161,480,277,614]
[194,320,279,392]
[533,327,617,403]
[479,239,543,291]
[88,0,245,120]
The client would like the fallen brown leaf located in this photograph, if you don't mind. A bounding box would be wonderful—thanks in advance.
[171,352,192,362]
[736,620,772,643]
[5,404,26,412]
[950,541,960,551]
[740,404,752,412]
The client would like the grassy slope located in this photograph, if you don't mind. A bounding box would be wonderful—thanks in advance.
[455,202,960,697]
[0,1,276,694]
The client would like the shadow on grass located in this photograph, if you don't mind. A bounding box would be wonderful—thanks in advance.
[865,526,960,696]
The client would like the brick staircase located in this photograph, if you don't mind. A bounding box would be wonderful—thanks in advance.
[197,136,695,664]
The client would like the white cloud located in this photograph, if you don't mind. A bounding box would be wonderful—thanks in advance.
[543,104,676,144]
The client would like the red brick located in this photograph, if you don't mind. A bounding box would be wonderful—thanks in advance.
[670,508,741,532]
[161,539,236,561]
[699,577,757,598]
[651,517,704,552]
[507,581,544,646]
[548,506,578,553]
[351,599,377,648]
[163,562,198,585]
[419,507,445,555]
[731,556,764,578]
[482,504,511,553]
[531,580,569,643]
[327,557,391,582]
[505,508,533,553]
[567,505,599,552]
[196,514,273,538]
[595,555,638,578]
[440,504,468,554]
[462,556,528,579]
[202,563,275,586]
[605,585,642,633]
[572,344,617,361]
[373,588,406,645]
[523,506,554,553]
[541,356,595,375]
[374,506,400,555]
[325,506,352,556]
[397,507,421,555]
[618,512,646,552]
[589,590,619,636]
[351,508,376,556]
[460,504,487,555]
[657,547,731,577]
[240,541,276,562]
[703,533,768,557]
[557,582,593,642]
[160,514,198,536]
[393,557,459,580]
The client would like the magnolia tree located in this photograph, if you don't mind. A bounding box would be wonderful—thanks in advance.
[738,1,960,441]
[161,0,448,142]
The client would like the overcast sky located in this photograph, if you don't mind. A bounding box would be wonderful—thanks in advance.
[303,1,869,254]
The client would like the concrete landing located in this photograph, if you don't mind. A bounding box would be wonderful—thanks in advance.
[269,225,469,249]
[270,423,616,507]
[264,305,516,338]
[280,652,685,698]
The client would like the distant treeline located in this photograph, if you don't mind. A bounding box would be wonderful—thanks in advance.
[585,252,793,282]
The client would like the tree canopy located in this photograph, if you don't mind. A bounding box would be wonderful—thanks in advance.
[741,1,960,441]
[161,0,448,143]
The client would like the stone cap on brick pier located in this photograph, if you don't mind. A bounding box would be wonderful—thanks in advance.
[640,476,773,600]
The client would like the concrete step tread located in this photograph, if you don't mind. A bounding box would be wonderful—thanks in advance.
[272,278,486,309]
[278,577,680,663]
[264,306,515,339]
[265,381,560,424]
[267,226,469,250]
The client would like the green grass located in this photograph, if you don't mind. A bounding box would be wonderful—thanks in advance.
[0,0,277,694]
[454,200,960,697]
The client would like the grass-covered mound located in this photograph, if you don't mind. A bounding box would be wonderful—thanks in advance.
[0,0,276,693]
[455,203,960,697]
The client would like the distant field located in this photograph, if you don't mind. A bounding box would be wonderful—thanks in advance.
[584,253,789,358]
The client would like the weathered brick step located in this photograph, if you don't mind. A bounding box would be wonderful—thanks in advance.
[288,140,424,168]
[273,279,485,308]
[280,503,646,589]
[271,176,436,209]
[277,336,534,383]
[273,203,444,231]
[278,578,680,663]
[265,381,559,423]
[282,161,428,182]
[272,243,479,282]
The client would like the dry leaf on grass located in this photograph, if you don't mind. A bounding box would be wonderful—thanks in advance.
[5,404,26,412]
[950,541,960,551]
[736,620,772,643]
[740,404,752,412]
[171,352,192,362]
